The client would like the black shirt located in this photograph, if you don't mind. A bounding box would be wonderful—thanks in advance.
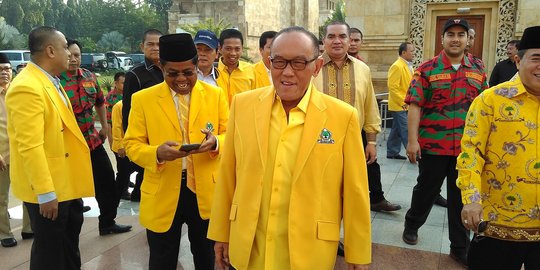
[489,58,518,87]
[122,58,163,131]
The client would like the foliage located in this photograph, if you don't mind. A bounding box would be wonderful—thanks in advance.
[98,76,114,92]
[182,18,232,37]
[97,31,129,52]
[79,37,98,53]
[0,17,26,49]
[319,0,346,39]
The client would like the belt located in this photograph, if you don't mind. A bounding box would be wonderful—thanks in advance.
[485,223,540,241]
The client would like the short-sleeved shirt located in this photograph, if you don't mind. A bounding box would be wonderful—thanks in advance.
[405,51,488,156]
[105,89,122,124]
[59,68,105,150]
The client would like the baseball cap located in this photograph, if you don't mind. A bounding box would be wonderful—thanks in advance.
[442,18,470,34]
[194,30,218,50]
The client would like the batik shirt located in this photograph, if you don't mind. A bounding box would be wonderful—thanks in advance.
[457,76,540,241]
[60,68,105,150]
[105,89,122,125]
[405,51,488,156]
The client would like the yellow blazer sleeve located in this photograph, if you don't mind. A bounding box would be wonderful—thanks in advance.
[6,84,55,195]
[387,62,407,111]
[208,94,238,242]
[209,86,230,159]
[123,93,160,173]
[361,68,381,134]
[342,108,372,264]
[111,101,124,152]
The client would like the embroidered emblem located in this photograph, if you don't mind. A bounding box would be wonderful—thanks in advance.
[206,122,214,132]
[317,128,334,144]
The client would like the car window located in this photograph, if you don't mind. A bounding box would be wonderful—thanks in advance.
[5,52,22,61]
[23,52,30,61]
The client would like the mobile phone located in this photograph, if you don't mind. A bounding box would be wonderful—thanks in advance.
[180,144,201,152]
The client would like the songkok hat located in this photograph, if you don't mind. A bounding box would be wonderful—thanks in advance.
[0,53,10,64]
[194,30,218,50]
[443,18,470,34]
[159,33,197,62]
[519,26,540,50]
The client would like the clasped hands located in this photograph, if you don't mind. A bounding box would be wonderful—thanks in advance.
[157,129,217,162]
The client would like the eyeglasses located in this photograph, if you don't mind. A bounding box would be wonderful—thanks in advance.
[165,69,196,78]
[270,57,318,71]
[0,67,12,72]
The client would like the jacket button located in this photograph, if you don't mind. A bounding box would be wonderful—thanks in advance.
[61,128,64,132]
[65,153,69,157]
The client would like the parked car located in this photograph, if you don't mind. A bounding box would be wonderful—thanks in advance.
[0,50,30,73]
[129,53,145,65]
[117,56,134,71]
[81,53,108,71]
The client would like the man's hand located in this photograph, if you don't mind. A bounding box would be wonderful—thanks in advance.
[190,129,217,154]
[40,199,59,221]
[214,242,230,270]
[0,157,6,171]
[406,140,421,164]
[99,124,111,142]
[365,144,377,164]
[462,203,483,232]
[156,141,189,162]
[118,148,126,158]
[347,263,370,270]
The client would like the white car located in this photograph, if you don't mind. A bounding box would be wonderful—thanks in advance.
[0,50,30,73]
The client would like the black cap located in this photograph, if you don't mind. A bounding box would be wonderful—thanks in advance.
[519,26,540,51]
[0,53,10,64]
[443,18,470,34]
[159,33,197,62]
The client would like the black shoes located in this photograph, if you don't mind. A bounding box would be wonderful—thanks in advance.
[120,191,131,200]
[99,224,133,236]
[1,237,17,247]
[337,241,345,257]
[371,199,402,212]
[21,232,34,240]
[434,195,448,208]
[83,205,91,212]
[387,154,407,160]
[402,229,418,245]
[130,190,140,202]
[450,249,468,268]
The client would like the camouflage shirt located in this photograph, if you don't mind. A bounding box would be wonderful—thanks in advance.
[59,68,105,151]
[405,51,488,156]
[105,89,122,125]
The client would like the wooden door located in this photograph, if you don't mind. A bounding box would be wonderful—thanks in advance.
[434,15,485,58]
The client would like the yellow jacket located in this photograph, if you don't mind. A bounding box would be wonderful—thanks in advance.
[216,60,257,105]
[253,60,271,89]
[124,80,229,232]
[111,100,123,153]
[387,57,412,111]
[208,85,372,269]
[6,63,94,203]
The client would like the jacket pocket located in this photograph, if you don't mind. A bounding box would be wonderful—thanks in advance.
[140,179,159,195]
[229,204,238,221]
[317,221,340,241]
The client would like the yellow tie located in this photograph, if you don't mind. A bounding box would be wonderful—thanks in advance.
[178,94,196,192]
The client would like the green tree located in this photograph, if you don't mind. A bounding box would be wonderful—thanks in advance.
[0,0,25,30]
[79,37,98,53]
[145,0,173,30]
[182,18,232,37]
[319,0,346,39]
[0,17,26,49]
[97,31,129,51]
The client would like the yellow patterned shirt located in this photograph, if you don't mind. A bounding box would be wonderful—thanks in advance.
[457,76,540,241]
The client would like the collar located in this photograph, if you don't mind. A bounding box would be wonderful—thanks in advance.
[218,58,245,72]
[197,66,217,80]
[60,68,83,80]
[144,58,159,71]
[0,84,8,95]
[439,51,472,69]
[321,52,353,67]
[272,83,312,114]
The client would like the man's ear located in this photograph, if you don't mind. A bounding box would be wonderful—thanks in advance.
[514,54,521,70]
[45,45,55,59]
[312,57,324,77]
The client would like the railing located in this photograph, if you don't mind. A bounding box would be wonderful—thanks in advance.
[375,92,392,141]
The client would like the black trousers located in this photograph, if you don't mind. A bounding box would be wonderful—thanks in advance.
[25,199,83,270]
[468,236,540,270]
[114,152,135,197]
[91,144,119,229]
[404,154,470,252]
[130,164,145,199]
[146,172,214,270]
[361,131,385,203]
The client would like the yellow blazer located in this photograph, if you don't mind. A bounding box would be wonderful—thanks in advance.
[208,86,372,269]
[6,63,94,203]
[124,80,229,233]
[253,61,271,89]
[111,101,124,153]
[387,57,412,111]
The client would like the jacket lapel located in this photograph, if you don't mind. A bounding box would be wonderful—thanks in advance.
[254,87,274,169]
[156,82,182,134]
[291,89,327,183]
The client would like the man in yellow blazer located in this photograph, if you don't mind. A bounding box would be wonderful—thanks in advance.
[208,27,371,270]
[5,26,94,269]
[124,33,229,270]
[253,30,277,89]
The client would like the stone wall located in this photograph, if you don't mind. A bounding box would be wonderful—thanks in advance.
[516,0,540,36]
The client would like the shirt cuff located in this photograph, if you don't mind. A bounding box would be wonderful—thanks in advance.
[38,192,57,204]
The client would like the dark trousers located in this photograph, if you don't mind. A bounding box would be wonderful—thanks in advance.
[25,199,83,270]
[405,154,470,252]
[130,164,144,199]
[146,172,214,270]
[114,153,135,197]
[468,236,540,270]
[361,131,385,203]
[91,144,119,229]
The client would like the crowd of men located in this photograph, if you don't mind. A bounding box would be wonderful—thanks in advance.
[0,17,538,270]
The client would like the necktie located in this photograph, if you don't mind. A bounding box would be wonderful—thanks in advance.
[177,94,196,192]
